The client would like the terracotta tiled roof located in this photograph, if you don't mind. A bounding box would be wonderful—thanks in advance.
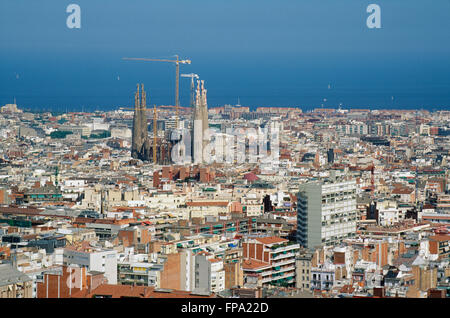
[71,284,214,298]
[196,251,211,256]
[242,259,271,270]
[392,187,414,195]
[209,258,222,263]
[429,235,450,242]
[254,236,287,245]
[423,215,450,220]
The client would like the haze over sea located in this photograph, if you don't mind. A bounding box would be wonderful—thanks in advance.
[1,0,449,112]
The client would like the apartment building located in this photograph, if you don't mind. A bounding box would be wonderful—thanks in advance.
[428,235,450,260]
[57,227,97,244]
[241,195,264,217]
[242,236,300,287]
[207,256,226,294]
[377,200,400,226]
[0,262,33,298]
[179,238,241,293]
[311,263,336,291]
[36,265,106,298]
[117,262,163,287]
[185,201,230,218]
[295,251,313,291]
[297,178,357,248]
[63,243,117,284]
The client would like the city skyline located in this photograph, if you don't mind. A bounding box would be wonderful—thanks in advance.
[0,0,449,304]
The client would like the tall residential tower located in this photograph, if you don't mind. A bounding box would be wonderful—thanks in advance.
[297,177,357,249]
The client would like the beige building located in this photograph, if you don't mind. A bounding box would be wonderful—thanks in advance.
[58,227,97,244]
[185,201,231,218]
[0,263,33,298]
[296,251,313,291]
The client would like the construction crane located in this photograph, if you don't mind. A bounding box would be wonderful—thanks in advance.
[181,73,199,107]
[122,55,191,127]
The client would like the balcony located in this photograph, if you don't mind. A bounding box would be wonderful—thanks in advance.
[272,258,295,267]
[271,272,295,281]
[270,244,298,252]
[120,277,147,284]
[277,266,295,273]
[298,218,307,226]
[119,269,146,275]
[298,213,308,220]
[262,276,273,283]
[272,252,296,261]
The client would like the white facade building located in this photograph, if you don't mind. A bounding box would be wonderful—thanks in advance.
[297,178,358,248]
[63,246,117,284]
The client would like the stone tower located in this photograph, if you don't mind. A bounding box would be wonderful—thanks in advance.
[131,84,149,160]
[192,80,209,164]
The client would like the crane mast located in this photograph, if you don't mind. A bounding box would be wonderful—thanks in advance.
[122,56,191,128]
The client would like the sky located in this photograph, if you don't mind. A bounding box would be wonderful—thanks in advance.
[0,0,450,111]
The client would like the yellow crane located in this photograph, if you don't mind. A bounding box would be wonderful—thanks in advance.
[122,55,191,128]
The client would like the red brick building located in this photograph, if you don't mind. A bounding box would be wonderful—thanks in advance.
[37,265,107,298]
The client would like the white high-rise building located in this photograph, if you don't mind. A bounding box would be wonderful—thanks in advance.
[297,177,358,248]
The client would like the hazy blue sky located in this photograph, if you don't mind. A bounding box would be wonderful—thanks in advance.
[1,0,450,111]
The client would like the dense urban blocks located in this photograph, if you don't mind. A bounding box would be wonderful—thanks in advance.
[1,104,450,300]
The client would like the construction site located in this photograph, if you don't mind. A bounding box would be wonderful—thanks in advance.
[124,55,208,165]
